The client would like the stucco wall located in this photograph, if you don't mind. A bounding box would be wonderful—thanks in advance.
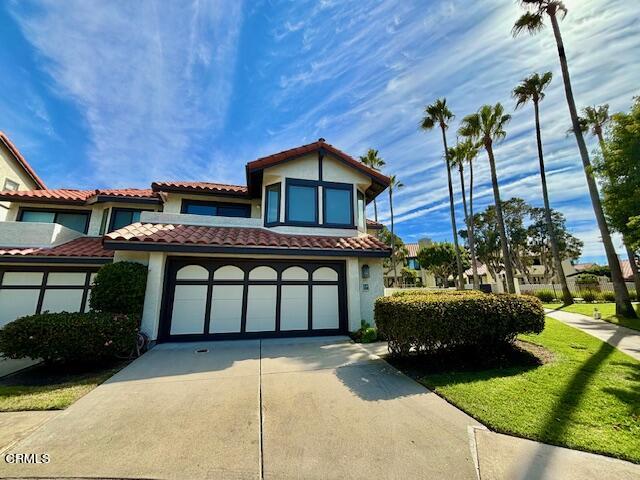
[358,257,384,326]
[0,142,39,193]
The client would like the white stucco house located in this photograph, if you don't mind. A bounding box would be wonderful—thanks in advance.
[0,139,391,344]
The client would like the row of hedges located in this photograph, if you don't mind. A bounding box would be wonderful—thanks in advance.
[530,289,631,303]
[0,262,147,364]
[375,291,545,357]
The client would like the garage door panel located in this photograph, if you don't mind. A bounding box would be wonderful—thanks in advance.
[312,285,339,330]
[245,285,277,332]
[210,285,243,333]
[41,289,84,314]
[280,285,308,331]
[0,290,39,327]
[170,285,207,335]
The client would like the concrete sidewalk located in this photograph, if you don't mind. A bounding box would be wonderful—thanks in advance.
[545,309,640,360]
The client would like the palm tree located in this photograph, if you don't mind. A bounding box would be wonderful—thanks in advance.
[579,104,640,296]
[513,0,635,317]
[448,139,480,289]
[459,103,516,293]
[420,98,465,289]
[513,72,573,305]
[388,175,404,286]
[359,149,386,222]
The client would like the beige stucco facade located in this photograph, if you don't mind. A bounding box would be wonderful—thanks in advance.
[0,142,43,221]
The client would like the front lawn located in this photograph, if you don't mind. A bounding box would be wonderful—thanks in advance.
[544,302,640,331]
[0,361,128,412]
[406,317,640,463]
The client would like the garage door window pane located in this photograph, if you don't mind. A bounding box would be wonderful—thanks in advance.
[1,272,44,286]
[312,285,339,329]
[245,285,277,332]
[210,285,243,333]
[41,290,84,313]
[324,187,352,225]
[0,290,39,327]
[280,285,308,331]
[287,184,317,223]
[47,272,87,286]
[170,285,207,335]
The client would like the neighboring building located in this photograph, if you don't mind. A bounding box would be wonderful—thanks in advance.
[0,132,47,221]
[0,139,391,343]
[391,239,436,287]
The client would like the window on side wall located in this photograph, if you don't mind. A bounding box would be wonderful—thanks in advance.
[286,182,317,224]
[323,185,353,227]
[265,183,280,225]
[357,190,365,230]
[109,208,145,232]
[181,200,251,218]
[3,178,19,191]
[19,209,90,233]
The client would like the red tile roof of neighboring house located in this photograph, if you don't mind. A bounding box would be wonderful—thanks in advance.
[104,223,390,255]
[246,139,391,187]
[573,263,597,272]
[151,181,248,196]
[0,237,113,260]
[620,259,634,281]
[405,243,420,258]
[0,131,47,189]
[366,219,384,229]
[0,188,160,204]
[464,263,489,277]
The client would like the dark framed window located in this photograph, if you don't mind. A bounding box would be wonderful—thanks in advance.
[18,208,90,233]
[357,190,365,230]
[264,183,281,226]
[407,258,420,270]
[285,180,318,225]
[181,199,251,218]
[3,178,19,191]
[323,184,354,227]
[98,208,109,235]
[108,208,148,232]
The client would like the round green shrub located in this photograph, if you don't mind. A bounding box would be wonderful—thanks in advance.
[534,289,556,303]
[581,290,597,303]
[375,292,545,357]
[0,312,138,364]
[90,262,148,315]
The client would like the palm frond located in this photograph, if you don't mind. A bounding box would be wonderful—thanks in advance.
[512,12,544,37]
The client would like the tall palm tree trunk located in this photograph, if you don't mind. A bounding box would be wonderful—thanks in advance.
[549,12,635,317]
[373,199,378,223]
[468,160,480,287]
[486,142,516,293]
[440,126,465,289]
[389,189,397,287]
[457,164,479,289]
[534,100,573,305]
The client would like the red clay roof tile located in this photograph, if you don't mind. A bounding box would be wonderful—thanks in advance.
[0,237,113,259]
[151,181,248,195]
[105,223,390,254]
[0,188,159,204]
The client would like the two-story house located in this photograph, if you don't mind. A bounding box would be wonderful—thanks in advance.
[0,139,390,344]
[0,132,47,221]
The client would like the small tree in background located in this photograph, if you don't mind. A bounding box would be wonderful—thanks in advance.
[417,242,469,287]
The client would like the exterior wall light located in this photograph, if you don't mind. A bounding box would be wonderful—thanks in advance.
[361,264,370,279]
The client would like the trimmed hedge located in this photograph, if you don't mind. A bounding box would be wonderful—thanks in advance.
[534,289,557,303]
[375,291,545,356]
[0,312,138,364]
[90,262,148,316]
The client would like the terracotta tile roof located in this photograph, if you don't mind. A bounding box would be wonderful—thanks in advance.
[405,243,420,258]
[620,259,634,281]
[246,139,391,186]
[0,188,159,204]
[0,237,113,259]
[464,263,488,277]
[366,219,384,229]
[151,181,248,196]
[0,131,47,189]
[105,223,390,255]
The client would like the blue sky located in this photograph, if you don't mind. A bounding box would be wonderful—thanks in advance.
[0,0,638,263]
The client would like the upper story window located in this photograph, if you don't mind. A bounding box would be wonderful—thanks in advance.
[264,183,281,226]
[323,184,353,227]
[18,208,90,233]
[108,208,148,232]
[286,180,318,225]
[3,178,19,191]
[357,191,365,230]
[181,199,250,218]
[407,258,420,270]
[282,178,355,228]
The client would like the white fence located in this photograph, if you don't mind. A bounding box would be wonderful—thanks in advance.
[519,282,636,296]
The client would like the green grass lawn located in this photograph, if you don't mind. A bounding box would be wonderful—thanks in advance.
[543,302,640,331]
[418,318,640,463]
[0,362,127,412]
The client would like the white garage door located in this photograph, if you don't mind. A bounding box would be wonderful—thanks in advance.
[0,268,98,327]
[160,258,346,341]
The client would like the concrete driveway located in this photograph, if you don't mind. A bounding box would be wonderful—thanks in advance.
[1,337,480,479]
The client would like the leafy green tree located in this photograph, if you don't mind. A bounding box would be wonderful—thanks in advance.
[378,226,408,285]
[513,71,573,304]
[417,242,469,287]
[359,149,386,222]
[448,139,480,289]
[594,99,640,295]
[420,98,465,289]
[388,176,404,286]
[458,103,516,293]
[462,210,502,282]
[513,0,635,317]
